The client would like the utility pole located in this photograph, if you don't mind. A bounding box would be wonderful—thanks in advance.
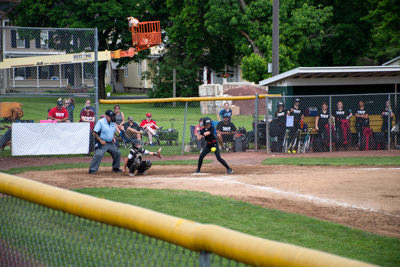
[272,0,279,76]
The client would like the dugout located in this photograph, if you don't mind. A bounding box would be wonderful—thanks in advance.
[259,66,400,115]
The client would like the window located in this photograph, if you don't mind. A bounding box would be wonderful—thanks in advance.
[137,61,142,77]
[14,67,26,78]
[39,66,50,79]
[40,30,49,48]
[16,32,25,48]
[124,67,128,77]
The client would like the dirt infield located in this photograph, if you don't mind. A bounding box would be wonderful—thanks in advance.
[7,150,400,238]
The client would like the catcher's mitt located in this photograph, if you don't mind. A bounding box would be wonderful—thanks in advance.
[155,148,162,158]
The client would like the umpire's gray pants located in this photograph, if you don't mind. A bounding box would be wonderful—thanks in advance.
[89,142,121,173]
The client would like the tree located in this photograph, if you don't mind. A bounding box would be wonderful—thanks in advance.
[205,0,333,81]
[145,49,201,98]
[363,0,400,64]
[9,0,169,99]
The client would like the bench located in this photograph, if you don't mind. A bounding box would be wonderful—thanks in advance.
[302,115,396,134]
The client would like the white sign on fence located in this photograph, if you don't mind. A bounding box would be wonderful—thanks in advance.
[12,123,90,156]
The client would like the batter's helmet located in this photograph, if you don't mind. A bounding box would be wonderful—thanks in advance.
[203,117,212,126]
[277,101,284,107]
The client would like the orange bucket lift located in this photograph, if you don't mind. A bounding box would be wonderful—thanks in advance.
[111,18,161,59]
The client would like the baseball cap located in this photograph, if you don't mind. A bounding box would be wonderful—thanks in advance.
[203,117,212,125]
[105,110,115,117]
[278,101,284,106]
[146,112,152,117]
[128,116,133,121]
[295,98,300,102]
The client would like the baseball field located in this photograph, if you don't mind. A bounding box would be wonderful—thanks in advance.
[1,149,399,266]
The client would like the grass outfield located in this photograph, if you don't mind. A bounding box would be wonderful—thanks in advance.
[262,156,400,165]
[75,188,400,266]
[1,159,399,265]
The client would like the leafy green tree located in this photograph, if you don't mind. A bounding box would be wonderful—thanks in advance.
[241,53,269,83]
[205,0,333,81]
[10,0,168,99]
[363,0,400,64]
[146,50,200,98]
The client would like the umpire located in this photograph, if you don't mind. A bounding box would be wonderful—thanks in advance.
[89,110,122,174]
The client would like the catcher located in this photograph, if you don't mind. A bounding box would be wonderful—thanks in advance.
[123,139,162,176]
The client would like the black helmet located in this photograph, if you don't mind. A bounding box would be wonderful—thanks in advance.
[203,117,212,126]
[277,101,284,107]
[131,139,143,148]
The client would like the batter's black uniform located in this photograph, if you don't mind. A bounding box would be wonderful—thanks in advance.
[127,147,152,175]
[334,109,351,148]
[197,126,231,172]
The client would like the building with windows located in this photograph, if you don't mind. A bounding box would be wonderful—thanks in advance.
[1,23,95,93]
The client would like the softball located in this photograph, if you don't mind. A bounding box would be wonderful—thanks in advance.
[211,147,216,152]
[293,150,296,153]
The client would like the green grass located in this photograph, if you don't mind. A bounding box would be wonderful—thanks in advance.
[0,159,211,175]
[74,188,400,266]
[262,156,400,165]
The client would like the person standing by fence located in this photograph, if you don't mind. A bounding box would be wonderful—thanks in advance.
[334,101,352,150]
[315,102,335,152]
[355,100,371,150]
[80,99,96,153]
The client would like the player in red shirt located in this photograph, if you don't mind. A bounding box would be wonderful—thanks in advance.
[140,113,159,146]
[48,98,70,122]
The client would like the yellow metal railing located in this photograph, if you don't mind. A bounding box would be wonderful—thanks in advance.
[0,173,377,267]
[99,94,282,104]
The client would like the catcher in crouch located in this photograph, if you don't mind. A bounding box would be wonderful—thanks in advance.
[195,117,233,175]
[123,139,162,176]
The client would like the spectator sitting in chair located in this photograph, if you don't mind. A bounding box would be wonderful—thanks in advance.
[140,113,159,146]
[194,117,204,138]
[216,114,237,150]
[48,98,70,122]
[122,116,142,142]
[0,125,12,150]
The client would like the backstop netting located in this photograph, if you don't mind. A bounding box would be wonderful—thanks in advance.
[0,194,248,267]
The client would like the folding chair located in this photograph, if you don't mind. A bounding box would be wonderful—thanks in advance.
[190,125,205,152]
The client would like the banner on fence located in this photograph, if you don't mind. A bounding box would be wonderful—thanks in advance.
[12,123,90,156]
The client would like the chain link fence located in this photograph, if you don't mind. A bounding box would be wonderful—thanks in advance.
[0,26,97,156]
[103,98,257,157]
[263,93,400,153]
[2,92,399,157]
[0,193,249,267]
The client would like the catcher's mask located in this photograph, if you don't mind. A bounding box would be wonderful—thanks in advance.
[131,139,143,149]
[203,117,212,126]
